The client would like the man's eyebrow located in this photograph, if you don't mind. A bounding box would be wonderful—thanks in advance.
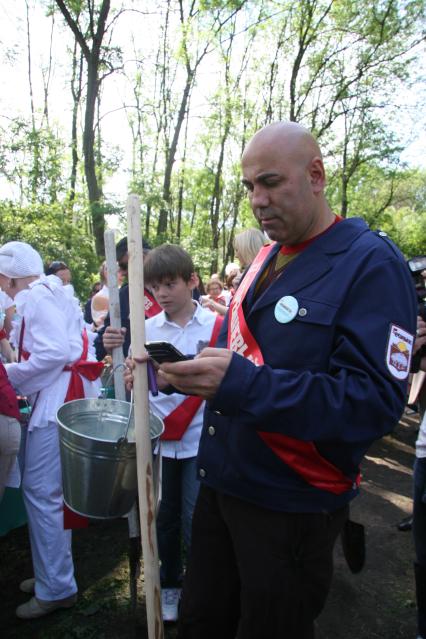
[241,172,281,185]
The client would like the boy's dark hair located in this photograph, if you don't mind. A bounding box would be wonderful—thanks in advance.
[144,244,194,285]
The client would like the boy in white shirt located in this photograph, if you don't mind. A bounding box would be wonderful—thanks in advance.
[122,244,221,622]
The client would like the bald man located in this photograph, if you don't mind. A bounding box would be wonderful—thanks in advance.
[151,123,417,638]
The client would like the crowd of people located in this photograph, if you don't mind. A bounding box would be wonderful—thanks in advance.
[0,121,424,638]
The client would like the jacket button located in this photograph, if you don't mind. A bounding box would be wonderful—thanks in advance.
[298,307,307,317]
[199,468,206,478]
[208,426,215,436]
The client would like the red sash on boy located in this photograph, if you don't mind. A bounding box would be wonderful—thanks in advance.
[161,315,223,441]
[144,289,162,318]
[226,234,360,496]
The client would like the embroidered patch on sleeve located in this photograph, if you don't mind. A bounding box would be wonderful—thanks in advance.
[386,324,414,380]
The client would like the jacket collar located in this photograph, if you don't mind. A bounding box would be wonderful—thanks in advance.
[246,217,369,314]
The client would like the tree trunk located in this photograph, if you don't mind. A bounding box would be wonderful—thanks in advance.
[84,59,104,255]
[157,73,193,238]
[69,40,83,216]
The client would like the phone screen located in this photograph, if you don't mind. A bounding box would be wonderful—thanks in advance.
[144,341,188,364]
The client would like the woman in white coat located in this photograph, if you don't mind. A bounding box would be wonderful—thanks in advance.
[0,242,102,619]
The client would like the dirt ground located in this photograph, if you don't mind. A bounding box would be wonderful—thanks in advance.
[0,410,420,639]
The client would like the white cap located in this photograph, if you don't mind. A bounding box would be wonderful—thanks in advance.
[0,241,44,278]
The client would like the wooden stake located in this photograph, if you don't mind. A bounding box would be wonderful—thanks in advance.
[126,195,164,638]
[105,229,142,612]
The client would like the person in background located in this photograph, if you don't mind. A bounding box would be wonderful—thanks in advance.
[232,228,268,291]
[83,281,102,325]
[95,236,161,360]
[201,279,227,316]
[0,360,21,502]
[91,262,109,330]
[221,263,240,304]
[45,260,72,285]
[0,241,102,620]
[152,121,417,639]
[191,271,206,303]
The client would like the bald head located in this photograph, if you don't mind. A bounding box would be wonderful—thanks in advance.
[241,121,334,246]
[242,121,323,168]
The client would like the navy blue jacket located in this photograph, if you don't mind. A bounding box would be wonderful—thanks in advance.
[197,218,417,513]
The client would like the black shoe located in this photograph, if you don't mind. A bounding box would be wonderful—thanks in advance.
[397,515,413,532]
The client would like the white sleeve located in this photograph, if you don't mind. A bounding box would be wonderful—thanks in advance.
[6,292,70,396]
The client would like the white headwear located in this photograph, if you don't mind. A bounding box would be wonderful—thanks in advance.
[0,241,44,278]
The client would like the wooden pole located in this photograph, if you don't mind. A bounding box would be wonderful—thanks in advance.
[126,195,164,638]
[104,229,142,611]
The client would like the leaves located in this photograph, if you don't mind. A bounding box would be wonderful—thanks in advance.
[0,0,425,272]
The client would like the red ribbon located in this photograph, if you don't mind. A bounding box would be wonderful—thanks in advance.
[161,315,223,441]
[63,330,104,403]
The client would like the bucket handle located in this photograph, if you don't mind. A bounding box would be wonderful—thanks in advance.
[101,363,127,399]
[116,389,134,447]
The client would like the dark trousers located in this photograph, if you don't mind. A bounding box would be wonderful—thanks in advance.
[157,456,199,588]
[178,485,348,639]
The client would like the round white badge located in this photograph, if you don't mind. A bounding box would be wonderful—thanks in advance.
[274,296,299,324]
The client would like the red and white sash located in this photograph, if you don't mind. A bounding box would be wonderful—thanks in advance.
[227,243,275,365]
[161,315,223,441]
[226,241,360,496]
[144,289,162,318]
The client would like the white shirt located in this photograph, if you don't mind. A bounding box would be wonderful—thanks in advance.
[6,276,100,430]
[146,302,217,459]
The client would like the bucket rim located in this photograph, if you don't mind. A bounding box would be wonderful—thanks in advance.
[57,397,164,444]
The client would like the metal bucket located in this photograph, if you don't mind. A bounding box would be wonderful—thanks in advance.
[57,398,164,519]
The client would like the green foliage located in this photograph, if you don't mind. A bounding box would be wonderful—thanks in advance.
[1,0,425,278]
[327,163,426,257]
[0,119,66,204]
[0,201,98,300]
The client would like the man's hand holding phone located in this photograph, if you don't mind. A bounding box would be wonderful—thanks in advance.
[124,341,187,392]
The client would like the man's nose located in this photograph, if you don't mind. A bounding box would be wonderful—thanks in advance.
[249,184,270,209]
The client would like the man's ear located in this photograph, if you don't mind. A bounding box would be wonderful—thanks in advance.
[309,157,326,193]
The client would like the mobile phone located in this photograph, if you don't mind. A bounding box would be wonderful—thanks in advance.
[144,341,189,364]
